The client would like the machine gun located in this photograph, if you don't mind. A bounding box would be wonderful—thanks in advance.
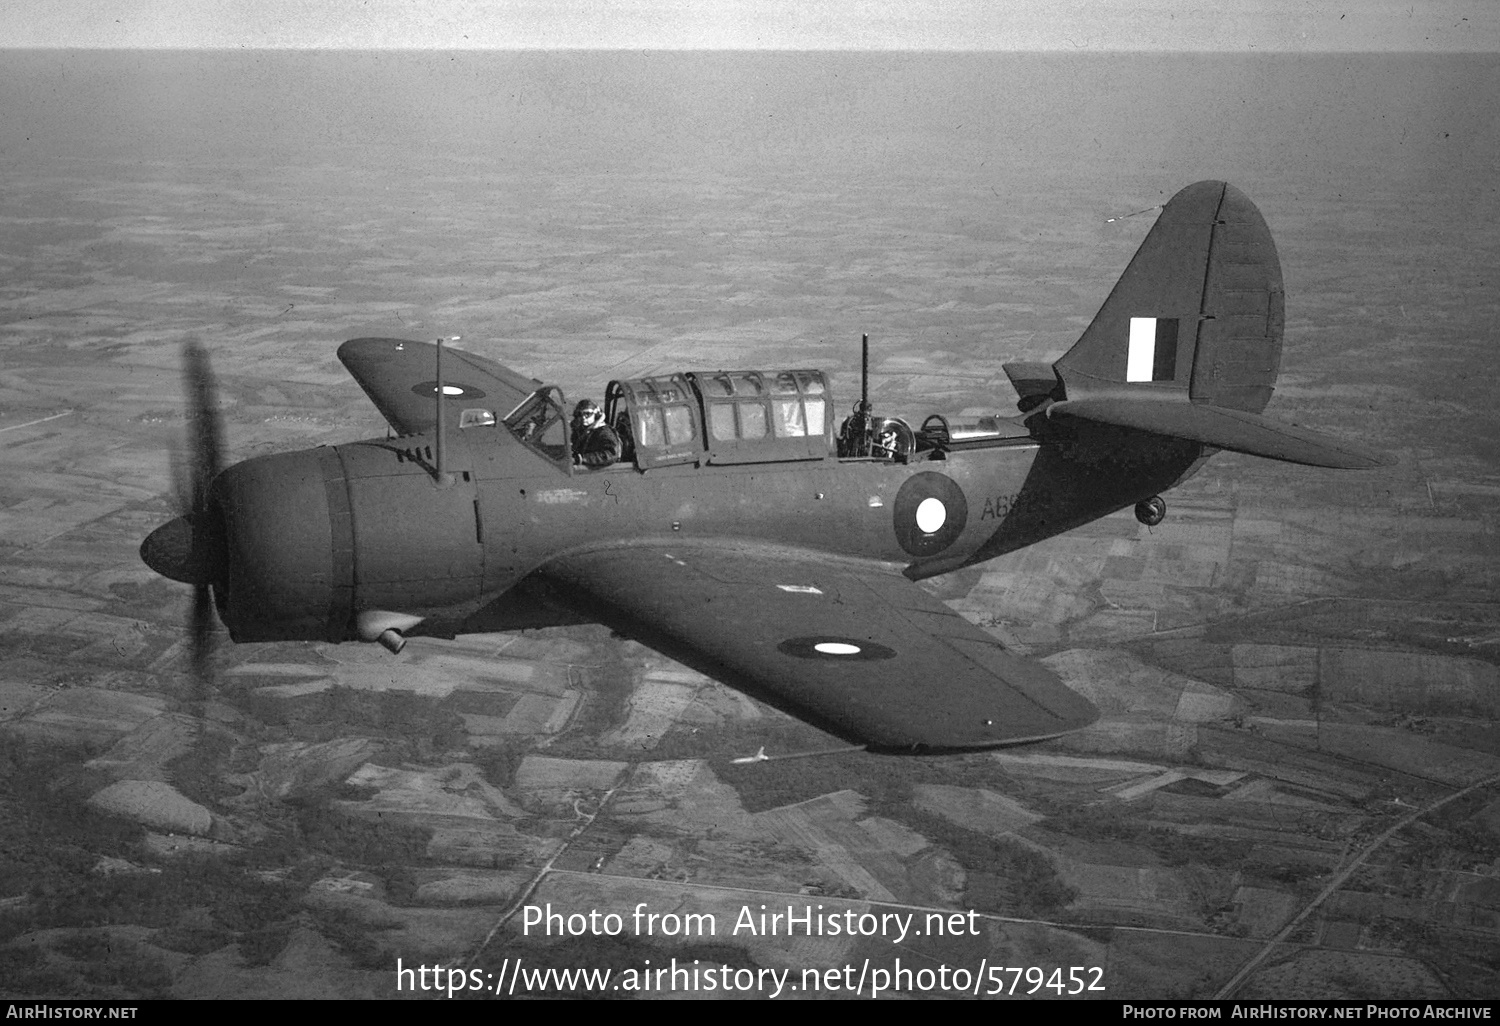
[837,334,877,457]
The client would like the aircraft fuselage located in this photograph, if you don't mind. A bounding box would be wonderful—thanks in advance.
[211,413,1205,646]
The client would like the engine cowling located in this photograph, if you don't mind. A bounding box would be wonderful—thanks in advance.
[213,447,343,642]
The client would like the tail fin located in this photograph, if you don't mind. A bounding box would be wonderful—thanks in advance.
[1008,181,1391,470]
[1055,180,1283,413]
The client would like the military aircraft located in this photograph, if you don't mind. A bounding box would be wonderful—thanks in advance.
[140,181,1389,753]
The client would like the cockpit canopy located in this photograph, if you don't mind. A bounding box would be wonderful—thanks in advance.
[493,366,1031,474]
[359,332,1039,478]
[502,386,570,464]
[606,370,834,469]
[606,374,701,468]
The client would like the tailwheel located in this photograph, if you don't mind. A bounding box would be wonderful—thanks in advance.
[1135,496,1166,527]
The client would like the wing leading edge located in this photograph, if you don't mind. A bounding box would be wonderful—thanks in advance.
[338,337,543,435]
[534,543,1098,751]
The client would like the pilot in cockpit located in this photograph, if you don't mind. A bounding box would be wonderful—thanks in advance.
[570,399,621,468]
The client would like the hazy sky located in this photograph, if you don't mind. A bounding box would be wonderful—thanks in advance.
[5,0,1497,51]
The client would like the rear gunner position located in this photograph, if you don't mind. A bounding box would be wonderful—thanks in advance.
[141,182,1391,752]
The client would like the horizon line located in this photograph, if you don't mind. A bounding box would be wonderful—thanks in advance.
[5,45,1497,55]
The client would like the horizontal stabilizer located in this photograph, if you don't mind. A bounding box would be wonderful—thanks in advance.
[1048,397,1394,469]
[1003,361,1061,404]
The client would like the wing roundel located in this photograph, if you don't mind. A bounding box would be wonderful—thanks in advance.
[338,337,543,435]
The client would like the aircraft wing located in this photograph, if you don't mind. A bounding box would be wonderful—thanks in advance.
[337,337,543,435]
[533,543,1098,750]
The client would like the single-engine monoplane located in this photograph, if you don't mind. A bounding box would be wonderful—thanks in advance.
[140,181,1389,752]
